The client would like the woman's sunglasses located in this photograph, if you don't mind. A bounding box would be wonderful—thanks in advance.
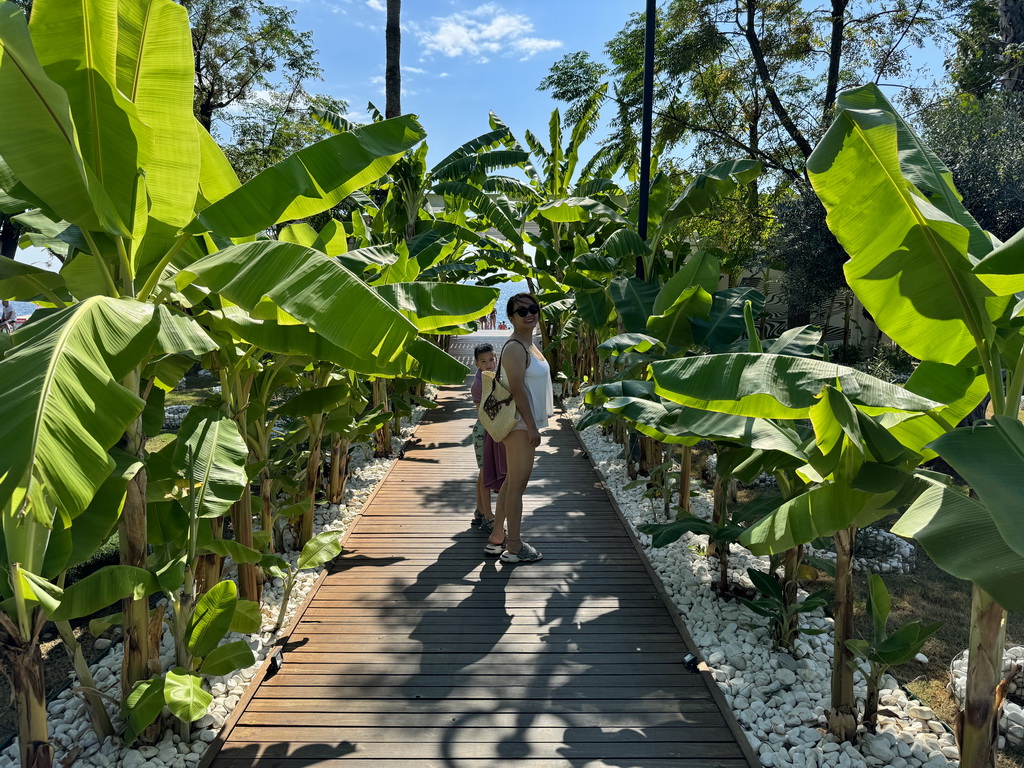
[513,304,540,317]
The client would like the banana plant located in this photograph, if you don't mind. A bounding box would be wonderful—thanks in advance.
[649,351,983,740]
[847,574,942,729]
[806,83,1024,766]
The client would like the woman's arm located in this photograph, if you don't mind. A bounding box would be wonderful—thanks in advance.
[502,342,540,442]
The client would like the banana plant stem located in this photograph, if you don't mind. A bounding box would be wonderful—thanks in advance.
[137,233,191,303]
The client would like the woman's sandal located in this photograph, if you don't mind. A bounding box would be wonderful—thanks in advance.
[479,517,495,535]
[483,537,506,555]
[500,540,542,564]
[471,510,484,527]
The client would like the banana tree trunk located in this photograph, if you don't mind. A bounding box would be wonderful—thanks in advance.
[55,620,113,739]
[372,379,392,458]
[958,585,1007,768]
[300,414,325,546]
[329,433,350,505]
[230,491,260,603]
[1,608,51,768]
[781,545,803,650]
[118,384,149,699]
[829,525,858,742]
[259,462,274,553]
[709,473,731,594]
[678,445,692,515]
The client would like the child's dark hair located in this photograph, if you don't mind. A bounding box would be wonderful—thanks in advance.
[506,292,540,316]
[473,343,494,361]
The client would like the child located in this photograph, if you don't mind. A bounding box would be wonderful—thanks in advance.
[470,344,506,532]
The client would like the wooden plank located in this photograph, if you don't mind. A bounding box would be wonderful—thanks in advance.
[243,697,723,714]
[252,685,718,700]
[214,759,751,768]
[235,711,729,728]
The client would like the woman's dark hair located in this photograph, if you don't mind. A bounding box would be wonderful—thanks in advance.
[506,292,540,317]
[473,343,494,360]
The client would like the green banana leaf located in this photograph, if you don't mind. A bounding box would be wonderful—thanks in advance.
[807,84,1004,365]
[199,640,255,677]
[605,396,807,455]
[663,159,762,226]
[893,476,1024,611]
[186,579,237,656]
[597,334,665,359]
[408,337,470,385]
[164,668,212,722]
[188,116,425,237]
[651,353,942,419]
[176,240,418,363]
[32,0,153,234]
[201,308,406,377]
[926,416,1024,559]
[275,385,352,418]
[115,0,198,229]
[0,3,125,233]
[196,120,240,206]
[765,325,823,357]
[173,407,247,519]
[691,287,764,352]
[974,227,1024,296]
[646,285,713,348]
[0,257,69,305]
[609,276,659,334]
[50,564,160,621]
[433,181,523,245]
[122,678,166,745]
[297,529,345,570]
[0,297,157,538]
[374,282,499,332]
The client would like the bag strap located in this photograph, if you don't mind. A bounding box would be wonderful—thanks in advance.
[495,338,529,384]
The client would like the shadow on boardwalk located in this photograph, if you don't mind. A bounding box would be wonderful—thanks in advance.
[202,373,757,768]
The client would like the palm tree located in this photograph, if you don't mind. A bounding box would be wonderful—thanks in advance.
[385,0,401,118]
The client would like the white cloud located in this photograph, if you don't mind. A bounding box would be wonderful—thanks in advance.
[365,0,385,10]
[417,3,561,61]
[439,72,449,78]
[402,65,426,74]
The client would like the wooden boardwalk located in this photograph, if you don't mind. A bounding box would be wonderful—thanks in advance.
[204,336,757,768]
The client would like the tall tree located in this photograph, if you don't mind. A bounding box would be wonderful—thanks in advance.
[385,0,401,118]
[999,0,1024,91]
[180,0,320,130]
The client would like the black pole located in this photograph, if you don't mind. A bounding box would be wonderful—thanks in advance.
[636,0,656,280]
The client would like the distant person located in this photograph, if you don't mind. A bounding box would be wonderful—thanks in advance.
[470,344,506,533]
[488,308,497,330]
[1,300,16,333]
[484,293,553,564]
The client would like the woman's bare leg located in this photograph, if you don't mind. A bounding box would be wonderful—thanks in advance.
[489,430,535,553]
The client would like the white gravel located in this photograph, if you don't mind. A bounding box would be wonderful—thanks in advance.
[563,395,961,768]
[0,387,436,768]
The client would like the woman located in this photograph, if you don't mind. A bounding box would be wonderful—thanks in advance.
[484,293,554,564]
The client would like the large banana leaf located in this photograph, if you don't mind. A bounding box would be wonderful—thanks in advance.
[892,477,1024,612]
[0,3,123,233]
[433,181,523,245]
[662,159,761,227]
[605,396,807,455]
[739,483,896,555]
[973,227,1024,296]
[651,353,942,419]
[807,85,1004,365]
[176,240,418,363]
[0,257,69,305]
[188,116,425,237]
[31,0,153,234]
[201,308,407,377]
[0,298,156,541]
[408,337,470,385]
[115,0,198,228]
[646,285,712,348]
[374,282,498,332]
[609,276,659,334]
[172,407,247,519]
[691,287,764,352]
[196,121,240,206]
[925,417,1024,558]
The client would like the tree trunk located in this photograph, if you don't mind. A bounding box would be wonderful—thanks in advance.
[118,396,150,700]
[823,0,850,121]
[781,545,803,648]
[958,585,1007,768]
[230,491,260,603]
[372,379,392,458]
[385,0,402,118]
[300,415,324,546]
[678,445,691,515]
[329,433,350,504]
[7,618,52,768]
[999,0,1024,93]
[829,525,858,742]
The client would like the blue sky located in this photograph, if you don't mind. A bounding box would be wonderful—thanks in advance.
[291,1,630,161]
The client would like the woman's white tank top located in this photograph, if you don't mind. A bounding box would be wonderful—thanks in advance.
[501,342,554,429]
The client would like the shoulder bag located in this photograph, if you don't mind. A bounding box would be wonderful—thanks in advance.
[478,340,526,442]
